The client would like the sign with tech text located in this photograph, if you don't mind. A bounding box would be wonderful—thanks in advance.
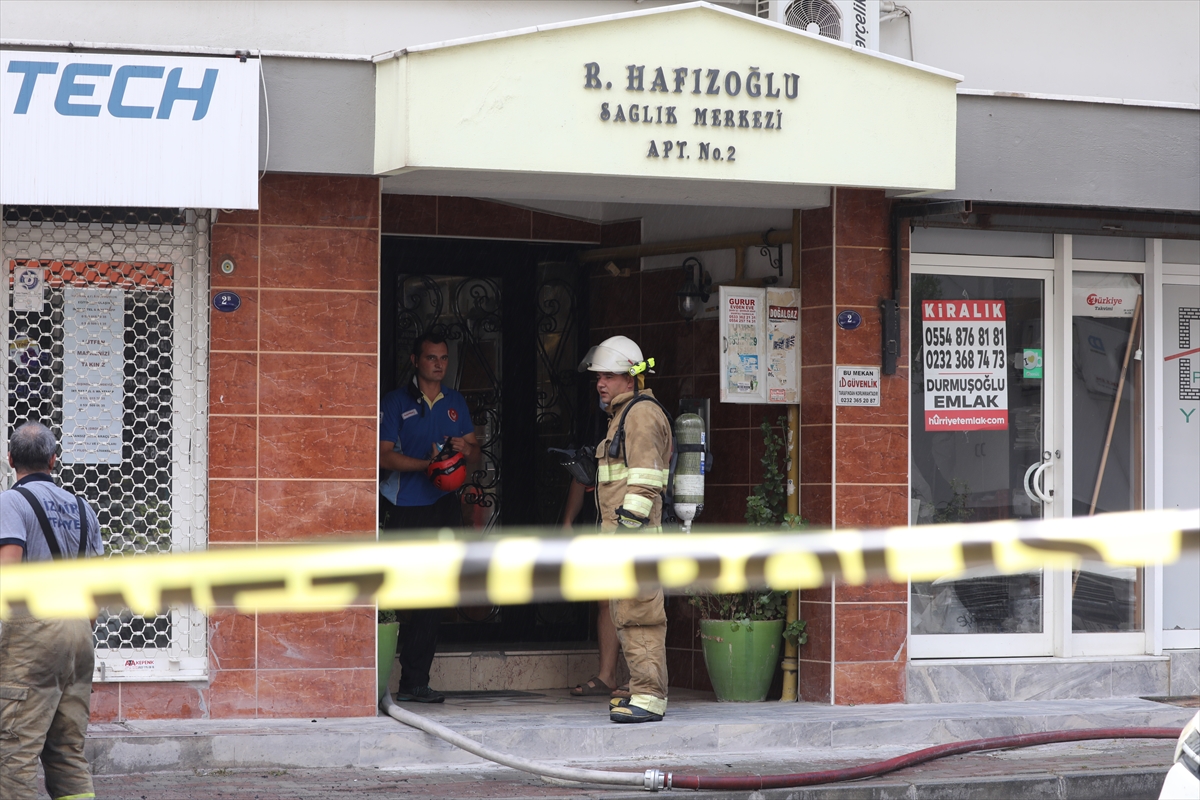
[1,50,259,208]
[922,299,1008,431]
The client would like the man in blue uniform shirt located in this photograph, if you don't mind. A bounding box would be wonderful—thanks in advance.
[379,332,479,703]
[1,421,102,800]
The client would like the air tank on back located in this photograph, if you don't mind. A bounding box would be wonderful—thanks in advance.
[673,413,706,533]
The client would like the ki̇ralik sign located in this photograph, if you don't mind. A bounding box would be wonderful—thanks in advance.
[922,299,1008,431]
[0,50,259,208]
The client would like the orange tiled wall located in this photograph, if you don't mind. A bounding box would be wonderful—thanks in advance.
[798,189,910,705]
[90,174,382,721]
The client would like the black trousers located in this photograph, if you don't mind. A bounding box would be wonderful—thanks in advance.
[381,492,462,690]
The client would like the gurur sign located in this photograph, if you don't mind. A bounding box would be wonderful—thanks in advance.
[0,50,259,208]
[374,3,959,204]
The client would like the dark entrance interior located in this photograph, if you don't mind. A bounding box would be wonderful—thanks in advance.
[380,236,593,645]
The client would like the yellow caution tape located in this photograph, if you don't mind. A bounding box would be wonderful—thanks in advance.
[0,508,1195,620]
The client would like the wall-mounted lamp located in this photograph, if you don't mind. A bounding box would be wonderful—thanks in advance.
[675,256,712,321]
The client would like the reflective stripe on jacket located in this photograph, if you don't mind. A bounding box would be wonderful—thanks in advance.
[595,389,672,532]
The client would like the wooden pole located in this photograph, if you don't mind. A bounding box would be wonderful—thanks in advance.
[1088,294,1143,516]
[781,209,803,703]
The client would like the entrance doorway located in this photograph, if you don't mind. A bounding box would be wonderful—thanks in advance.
[909,255,1147,659]
[380,236,592,646]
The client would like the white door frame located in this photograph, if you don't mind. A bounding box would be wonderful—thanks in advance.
[908,257,1057,659]
[1155,246,1200,652]
[910,240,1177,660]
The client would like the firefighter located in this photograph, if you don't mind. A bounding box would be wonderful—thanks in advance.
[579,335,672,723]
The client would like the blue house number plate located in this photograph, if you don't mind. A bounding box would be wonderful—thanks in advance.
[213,291,241,313]
[837,310,862,330]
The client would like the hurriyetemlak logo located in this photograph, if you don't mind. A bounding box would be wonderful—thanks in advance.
[928,414,1005,427]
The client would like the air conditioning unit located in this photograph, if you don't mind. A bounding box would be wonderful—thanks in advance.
[756,0,880,51]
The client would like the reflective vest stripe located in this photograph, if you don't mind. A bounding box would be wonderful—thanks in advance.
[622,494,653,517]
[627,467,666,488]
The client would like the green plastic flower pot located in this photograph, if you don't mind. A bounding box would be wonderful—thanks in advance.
[377,622,400,702]
[698,618,784,702]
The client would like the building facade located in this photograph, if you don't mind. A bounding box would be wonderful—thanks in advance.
[1,0,1197,719]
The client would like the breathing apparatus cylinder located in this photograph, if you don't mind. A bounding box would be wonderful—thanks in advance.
[673,413,706,533]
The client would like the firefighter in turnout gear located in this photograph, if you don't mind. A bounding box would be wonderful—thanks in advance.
[579,335,673,723]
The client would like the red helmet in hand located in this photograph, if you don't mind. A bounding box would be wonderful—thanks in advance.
[426,448,467,492]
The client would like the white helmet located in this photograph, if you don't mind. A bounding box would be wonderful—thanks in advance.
[579,335,654,375]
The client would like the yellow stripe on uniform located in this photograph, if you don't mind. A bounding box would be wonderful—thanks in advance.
[622,494,654,517]
[596,464,628,483]
[627,467,666,488]
[0,509,1195,620]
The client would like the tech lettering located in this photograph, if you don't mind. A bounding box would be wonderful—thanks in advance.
[7,60,219,120]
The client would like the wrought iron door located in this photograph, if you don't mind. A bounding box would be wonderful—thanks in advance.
[381,237,589,643]
[393,274,504,529]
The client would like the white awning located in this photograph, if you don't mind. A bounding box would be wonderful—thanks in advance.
[374,2,960,207]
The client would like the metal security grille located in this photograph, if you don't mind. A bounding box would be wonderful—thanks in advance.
[2,207,209,681]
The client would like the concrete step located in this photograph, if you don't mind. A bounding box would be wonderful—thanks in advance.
[417,646,619,693]
[84,692,1193,775]
[70,739,1182,800]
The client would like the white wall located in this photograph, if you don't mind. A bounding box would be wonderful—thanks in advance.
[3,1,1197,105]
[0,0,699,56]
[878,0,1199,106]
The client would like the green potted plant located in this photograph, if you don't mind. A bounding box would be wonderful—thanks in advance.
[377,609,400,703]
[690,417,807,702]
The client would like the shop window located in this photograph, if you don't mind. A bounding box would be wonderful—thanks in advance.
[3,206,209,681]
[1070,271,1144,633]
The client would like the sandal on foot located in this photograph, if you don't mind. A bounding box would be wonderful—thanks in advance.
[611,683,631,700]
[610,700,663,724]
[570,677,614,697]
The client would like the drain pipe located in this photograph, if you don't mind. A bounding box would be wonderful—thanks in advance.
[380,693,666,790]
[383,693,1178,793]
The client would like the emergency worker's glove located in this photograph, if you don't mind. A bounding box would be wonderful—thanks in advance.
[615,506,647,528]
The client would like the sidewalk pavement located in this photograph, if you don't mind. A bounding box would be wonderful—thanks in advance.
[71,691,1192,799]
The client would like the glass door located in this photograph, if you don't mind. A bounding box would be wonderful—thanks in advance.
[909,269,1055,658]
[1070,271,1145,654]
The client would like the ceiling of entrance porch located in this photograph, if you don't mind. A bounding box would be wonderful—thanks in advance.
[374,2,961,202]
[378,170,831,210]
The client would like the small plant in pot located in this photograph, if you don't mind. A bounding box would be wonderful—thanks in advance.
[689,417,807,702]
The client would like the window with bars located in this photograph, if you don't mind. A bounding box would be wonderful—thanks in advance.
[2,206,209,681]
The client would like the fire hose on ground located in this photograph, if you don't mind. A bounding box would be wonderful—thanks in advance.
[381,694,1181,792]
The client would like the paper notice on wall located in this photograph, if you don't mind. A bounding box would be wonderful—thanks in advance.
[921,299,1008,431]
[835,366,880,406]
[12,262,45,312]
[62,288,124,464]
[765,288,800,404]
[719,286,767,404]
[1072,272,1141,318]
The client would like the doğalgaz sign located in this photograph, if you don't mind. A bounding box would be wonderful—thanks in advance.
[922,299,1009,431]
[0,50,259,208]
[374,3,959,198]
